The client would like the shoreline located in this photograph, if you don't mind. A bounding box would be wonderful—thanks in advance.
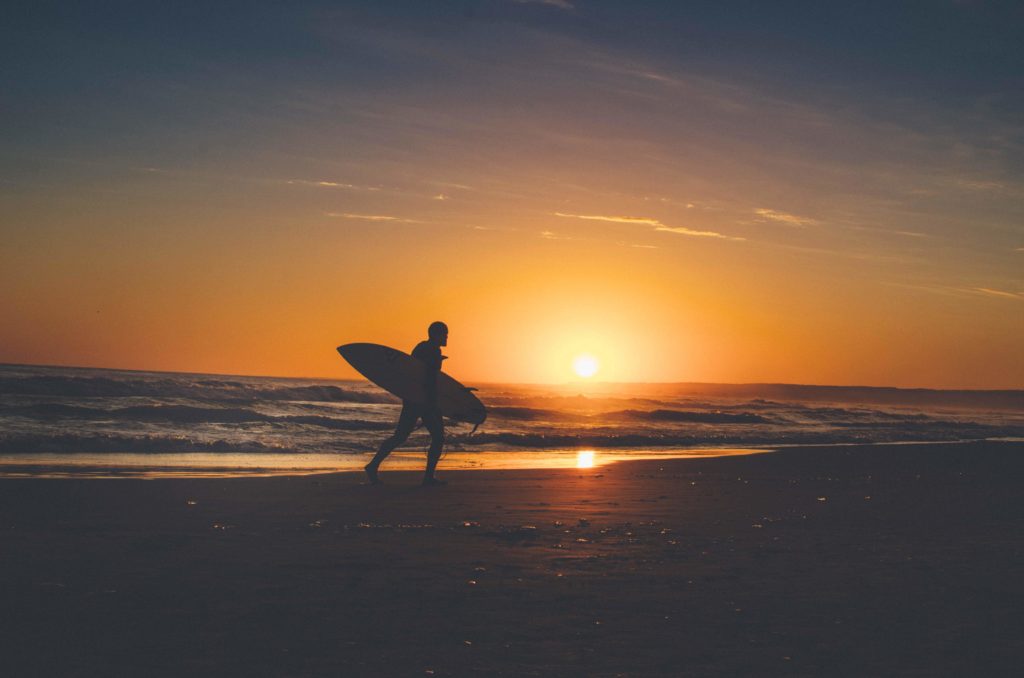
[2,440,1021,675]
[0,446,765,479]
[0,437,1016,479]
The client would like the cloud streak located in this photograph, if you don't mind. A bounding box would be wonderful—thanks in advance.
[654,225,745,240]
[512,0,574,9]
[972,287,1023,300]
[554,212,661,225]
[554,212,743,240]
[326,212,417,223]
[540,230,573,240]
[754,208,817,226]
[288,179,380,191]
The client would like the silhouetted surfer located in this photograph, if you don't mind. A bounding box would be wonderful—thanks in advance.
[365,321,449,486]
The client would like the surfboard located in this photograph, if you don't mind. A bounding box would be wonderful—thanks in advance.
[337,343,487,426]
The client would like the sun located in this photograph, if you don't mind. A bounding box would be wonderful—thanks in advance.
[572,354,599,378]
[576,450,595,468]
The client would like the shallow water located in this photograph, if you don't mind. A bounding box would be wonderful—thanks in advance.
[0,448,765,479]
[1,363,1021,477]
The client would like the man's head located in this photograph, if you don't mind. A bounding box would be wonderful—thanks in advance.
[428,321,448,347]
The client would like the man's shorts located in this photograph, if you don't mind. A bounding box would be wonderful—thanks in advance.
[393,402,444,442]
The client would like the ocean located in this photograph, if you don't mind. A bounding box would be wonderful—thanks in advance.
[1,364,1021,477]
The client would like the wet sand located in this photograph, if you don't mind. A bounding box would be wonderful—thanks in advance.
[1,441,1021,676]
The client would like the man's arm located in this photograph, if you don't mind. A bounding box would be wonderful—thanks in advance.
[413,343,442,412]
[424,355,439,411]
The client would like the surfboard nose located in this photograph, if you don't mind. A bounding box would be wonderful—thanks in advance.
[336,343,364,359]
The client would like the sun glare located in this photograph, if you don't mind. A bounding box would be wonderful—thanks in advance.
[576,450,595,468]
[572,354,599,378]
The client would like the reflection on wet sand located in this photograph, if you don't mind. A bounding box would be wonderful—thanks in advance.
[0,448,766,479]
[576,450,595,468]
[2,442,1019,675]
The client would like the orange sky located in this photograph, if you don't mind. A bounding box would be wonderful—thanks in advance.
[4,184,1020,388]
[2,4,1022,388]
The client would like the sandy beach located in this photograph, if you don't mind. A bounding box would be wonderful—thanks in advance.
[2,440,1021,677]
[6,3,1023,676]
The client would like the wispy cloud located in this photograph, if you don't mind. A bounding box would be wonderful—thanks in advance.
[288,179,379,191]
[554,211,743,240]
[654,225,745,240]
[326,212,417,223]
[540,230,573,240]
[512,0,574,9]
[754,208,817,226]
[888,283,1024,301]
[972,287,1023,300]
[554,212,661,225]
[956,179,1006,192]
[433,181,474,191]
[472,224,518,232]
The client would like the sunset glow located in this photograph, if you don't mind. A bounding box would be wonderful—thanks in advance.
[576,451,595,469]
[0,4,1021,389]
[572,354,600,379]
[2,7,1022,678]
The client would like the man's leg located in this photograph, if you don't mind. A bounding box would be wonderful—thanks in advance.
[421,412,446,485]
[365,404,418,483]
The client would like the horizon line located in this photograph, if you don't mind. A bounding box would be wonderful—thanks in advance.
[1,361,1021,394]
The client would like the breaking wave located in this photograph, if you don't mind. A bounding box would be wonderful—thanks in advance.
[2,365,1021,459]
[488,406,772,424]
[0,433,303,455]
[608,409,771,424]
[452,424,1020,449]
[7,403,393,430]
[0,375,395,404]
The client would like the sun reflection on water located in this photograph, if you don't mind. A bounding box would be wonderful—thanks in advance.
[0,448,769,478]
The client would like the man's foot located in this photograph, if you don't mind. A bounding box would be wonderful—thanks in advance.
[364,464,382,485]
[421,477,447,487]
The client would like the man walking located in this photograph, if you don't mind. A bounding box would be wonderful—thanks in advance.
[365,321,448,486]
